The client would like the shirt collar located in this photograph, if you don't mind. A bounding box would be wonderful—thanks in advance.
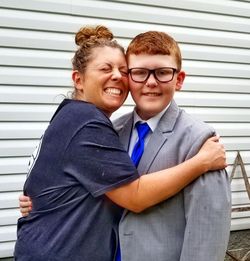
[133,102,171,132]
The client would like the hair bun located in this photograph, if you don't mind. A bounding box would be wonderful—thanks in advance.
[75,25,114,46]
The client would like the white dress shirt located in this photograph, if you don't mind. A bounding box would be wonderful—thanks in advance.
[128,103,171,157]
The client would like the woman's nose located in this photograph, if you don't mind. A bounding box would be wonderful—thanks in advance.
[111,68,122,80]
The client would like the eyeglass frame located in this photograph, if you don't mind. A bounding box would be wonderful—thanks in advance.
[128,67,179,83]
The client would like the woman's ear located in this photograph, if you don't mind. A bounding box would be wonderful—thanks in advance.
[72,70,84,91]
[175,71,186,91]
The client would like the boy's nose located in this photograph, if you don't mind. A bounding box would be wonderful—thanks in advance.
[145,73,158,87]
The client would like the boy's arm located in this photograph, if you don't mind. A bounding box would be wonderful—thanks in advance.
[179,169,231,261]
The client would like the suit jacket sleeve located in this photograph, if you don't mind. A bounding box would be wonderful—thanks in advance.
[179,134,231,261]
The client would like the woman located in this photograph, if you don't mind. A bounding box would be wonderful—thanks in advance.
[15,25,226,261]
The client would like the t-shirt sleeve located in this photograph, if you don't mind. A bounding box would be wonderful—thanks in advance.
[63,120,139,197]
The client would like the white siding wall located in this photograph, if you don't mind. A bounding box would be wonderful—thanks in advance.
[0,0,250,258]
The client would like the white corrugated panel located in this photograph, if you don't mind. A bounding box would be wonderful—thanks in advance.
[0,0,250,258]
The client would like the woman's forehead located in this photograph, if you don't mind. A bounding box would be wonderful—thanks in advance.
[89,46,127,65]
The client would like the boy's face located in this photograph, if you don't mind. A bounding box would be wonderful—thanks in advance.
[128,54,185,120]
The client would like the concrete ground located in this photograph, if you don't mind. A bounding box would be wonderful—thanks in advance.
[225,230,250,261]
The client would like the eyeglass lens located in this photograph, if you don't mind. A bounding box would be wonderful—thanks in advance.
[130,68,175,83]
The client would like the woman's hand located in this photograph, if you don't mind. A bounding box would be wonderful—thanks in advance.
[19,194,32,217]
[198,135,227,172]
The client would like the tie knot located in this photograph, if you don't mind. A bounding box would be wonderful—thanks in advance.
[135,122,150,139]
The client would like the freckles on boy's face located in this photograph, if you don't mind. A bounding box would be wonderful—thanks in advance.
[127,54,181,120]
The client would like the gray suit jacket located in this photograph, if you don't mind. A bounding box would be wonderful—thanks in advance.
[113,100,231,261]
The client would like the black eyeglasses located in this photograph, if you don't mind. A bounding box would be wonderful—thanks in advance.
[128,67,178,83]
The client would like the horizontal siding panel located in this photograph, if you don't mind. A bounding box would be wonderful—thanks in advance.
[211,123,250,137]
[181,44,250,64]
[0,0,72,14]
[231,217,250,231]
[0,123,48,139]
[3,0,250,18]
[232,210,250,219]
[231,179,250,192]
[0,48,72,69]
[0,104,57,121]
[221,137,250,151]
[111,0,250,18]
[0,67,71,86]
[0,226,16,243]
[0,140,38,157]
[2,25,250,51]
[183,60,250,79]
[232,191,250,205]
[0,28,74,51]
[0,241,15,258]
[2,1,250,33]
[0,209,20,226]
[121,25,250,49]
[0,8,77,34]
[0,9,121,39]
[184,77,250,94]
[70,1,250,33]
[175,92,250,108]
[183,107,250,123]
[0,86,69,104]
[0,192,20,209]
[0,175,26,192]
[0,158,29,175]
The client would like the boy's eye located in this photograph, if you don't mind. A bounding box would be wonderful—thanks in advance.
[133,69,147,76]
[157,69,172,76]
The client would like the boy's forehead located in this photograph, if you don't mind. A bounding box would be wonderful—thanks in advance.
[128,53,176,67]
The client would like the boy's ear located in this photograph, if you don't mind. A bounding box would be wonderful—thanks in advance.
[175,71,186,91]
[72,70,83,91]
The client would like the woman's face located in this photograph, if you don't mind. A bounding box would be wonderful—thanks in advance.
[73,46,129,117]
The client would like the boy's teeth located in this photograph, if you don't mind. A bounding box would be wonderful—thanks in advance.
[146,93,159,96]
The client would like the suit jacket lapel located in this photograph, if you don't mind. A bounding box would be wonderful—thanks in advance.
[137,100,180,174]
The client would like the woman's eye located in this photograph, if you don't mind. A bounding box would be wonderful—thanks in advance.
[120,70,128,76]
[101,67,112,73]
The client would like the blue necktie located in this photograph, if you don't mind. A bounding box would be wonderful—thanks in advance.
[115,122,150,261]
[131,122,151,167]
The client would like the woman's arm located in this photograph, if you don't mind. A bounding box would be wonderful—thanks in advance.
[106,135,227,213]
[19,136,226,215]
